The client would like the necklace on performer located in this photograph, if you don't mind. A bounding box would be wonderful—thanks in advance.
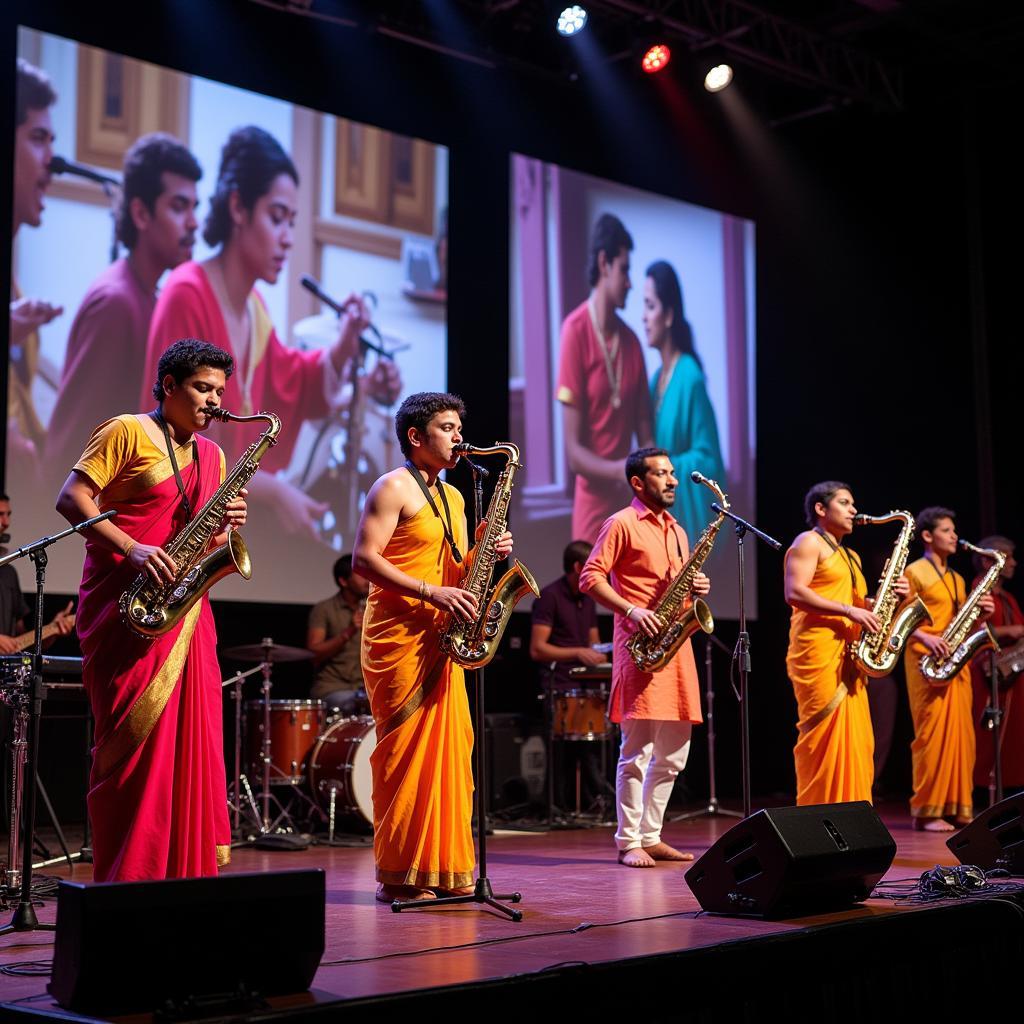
[588,298,623,410]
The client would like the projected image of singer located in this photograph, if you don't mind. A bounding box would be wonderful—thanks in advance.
[44,134,202,483]
[353,393,513,904]
[141,125,401,541]
[8,60,63,478]
[643,261,726,548]
[55,340,247,882]
[556,213,653,544]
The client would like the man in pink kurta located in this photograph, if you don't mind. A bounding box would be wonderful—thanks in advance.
[579,448,706,866]
[556,213,653,543]
[46,134,202,482]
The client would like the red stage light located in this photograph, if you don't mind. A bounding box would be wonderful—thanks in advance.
[641,44,671,74]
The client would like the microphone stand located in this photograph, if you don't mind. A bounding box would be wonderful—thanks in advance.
[671,632,743,822]
[0,510,116,935]
[392,458,523,921]
[709,501,781,819]
[984,648,1004,808]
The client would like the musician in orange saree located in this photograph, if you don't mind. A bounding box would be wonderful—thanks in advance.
[355,393,513,902]
[784,483,881,805]
[903,507,988,830]
[56,342,243,880]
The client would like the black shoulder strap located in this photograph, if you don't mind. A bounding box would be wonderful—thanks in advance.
[153,409,198,522]
[404,461,462,564]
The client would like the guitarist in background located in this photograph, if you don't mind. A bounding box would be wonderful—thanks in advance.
[0,492,75,653]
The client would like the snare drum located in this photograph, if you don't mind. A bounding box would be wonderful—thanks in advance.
[552,689,609,741]
[308,716,377,824]
[244,699,323,785]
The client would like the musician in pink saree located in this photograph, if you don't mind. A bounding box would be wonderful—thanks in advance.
[56,340,245,881]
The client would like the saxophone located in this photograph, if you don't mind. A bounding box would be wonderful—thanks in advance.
[626,473,723,673]
[438,442,539,668]
[120,409,281,638]
[919,539,1004,684]
[849,511,932,677]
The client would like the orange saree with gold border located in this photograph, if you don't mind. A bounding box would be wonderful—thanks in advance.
[785,544,874,805]
[361,483,475,890]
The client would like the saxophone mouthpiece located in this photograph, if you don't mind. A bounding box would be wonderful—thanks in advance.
[690,471,707,485]
[205,407,231,422]
[853,515,869,525]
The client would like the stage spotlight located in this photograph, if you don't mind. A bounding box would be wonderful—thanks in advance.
[641,43,671,74]
[704,62,734,92]
[556,5,588,37]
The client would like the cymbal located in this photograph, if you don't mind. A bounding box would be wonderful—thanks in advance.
[220,641,313,663]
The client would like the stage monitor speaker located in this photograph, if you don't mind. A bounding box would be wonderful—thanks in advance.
[685,801,896,918]
[49,868,325,1015]
[947,792,1024,873]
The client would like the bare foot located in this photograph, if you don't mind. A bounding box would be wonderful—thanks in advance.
[376,883,437,904]
[913,817,955,833]
[432,885,475,897]
[618,847,656,868]
[642,841,695,862]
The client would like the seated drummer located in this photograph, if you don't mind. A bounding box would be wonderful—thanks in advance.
[529,539,603,686]
[307,554,369,716]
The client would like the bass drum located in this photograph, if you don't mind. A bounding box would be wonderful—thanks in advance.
[308,715,377,825]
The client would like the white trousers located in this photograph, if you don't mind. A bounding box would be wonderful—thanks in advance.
[614,718,693,851]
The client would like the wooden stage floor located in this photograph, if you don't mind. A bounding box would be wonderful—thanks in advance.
[2,804,1022,1021]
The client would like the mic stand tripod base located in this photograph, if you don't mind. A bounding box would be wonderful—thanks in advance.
[672,798,744,822]
[391,877,523,920]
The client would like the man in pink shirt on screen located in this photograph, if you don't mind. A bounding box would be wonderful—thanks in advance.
[556,213,653,543]
[579,447,708,867]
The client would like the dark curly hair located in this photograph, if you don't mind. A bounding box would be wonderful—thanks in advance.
[116,133,201,250]
[203,126,298,248]
[152,339,234,401]
[395,392,466,457]
[587,213,633,288]
[915,506,956,538]
[625,447,669,485]
[16,59,56,126]
[803,481,852,527]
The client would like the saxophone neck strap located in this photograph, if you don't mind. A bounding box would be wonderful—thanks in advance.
[153,408,197,522]
[925,554,961,613]
[405,461,462,564]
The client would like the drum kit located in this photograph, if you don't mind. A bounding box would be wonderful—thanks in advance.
[545,652,617,826]
[220,639,375,845]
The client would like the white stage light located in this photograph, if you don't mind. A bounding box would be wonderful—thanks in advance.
[704,63,734,92]
[556,5,588,37]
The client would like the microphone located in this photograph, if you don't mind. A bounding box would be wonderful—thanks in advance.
[49,156,120,188]
[452,443,490,477]
[300,274,394,361]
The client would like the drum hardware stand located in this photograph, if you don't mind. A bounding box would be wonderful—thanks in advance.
[249,640,309,850]
[709,502,781,819]
[0,509,114,935]
[984,648,1004,808]
[671,633,743,822]
[393,457,523,920]
[222,663,265,838]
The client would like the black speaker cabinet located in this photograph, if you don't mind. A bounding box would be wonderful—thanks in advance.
[49,868,325,1014]
[685,801,896,918]
[947,792,1024,873]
